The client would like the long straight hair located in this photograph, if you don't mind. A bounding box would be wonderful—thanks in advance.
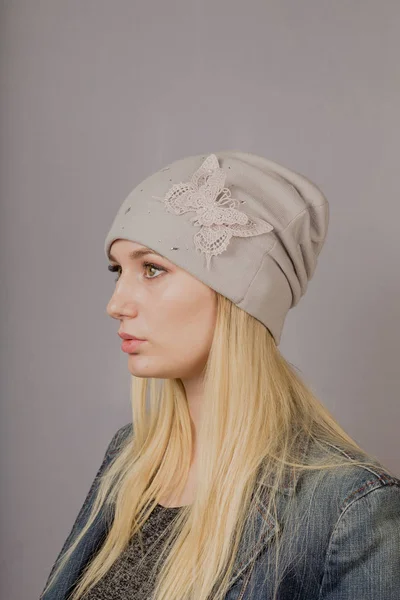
[41,293,392,600]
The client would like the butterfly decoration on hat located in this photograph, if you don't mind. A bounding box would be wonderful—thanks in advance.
[153,153,274,270]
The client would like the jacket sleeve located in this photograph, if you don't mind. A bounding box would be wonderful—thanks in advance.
[40,423,132,598]
[318,483,400,600]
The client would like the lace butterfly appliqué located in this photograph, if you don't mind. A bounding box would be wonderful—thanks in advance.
[153,154,274,270]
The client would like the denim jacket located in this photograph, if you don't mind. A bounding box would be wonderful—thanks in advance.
[40,423,400,599]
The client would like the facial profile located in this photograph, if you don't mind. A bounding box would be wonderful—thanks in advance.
[106,239,217,379]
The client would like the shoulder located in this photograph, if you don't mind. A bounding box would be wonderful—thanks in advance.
[278,439,400,582]
[106,422,133,457]
[297,438,400,520]
[311,443,400,597]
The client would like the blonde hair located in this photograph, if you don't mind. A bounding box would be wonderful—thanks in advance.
[41,293,394,600]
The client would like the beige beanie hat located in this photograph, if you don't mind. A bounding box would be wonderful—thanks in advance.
[104,150,329,345]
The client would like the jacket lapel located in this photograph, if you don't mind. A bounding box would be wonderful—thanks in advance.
[228,433,312,587]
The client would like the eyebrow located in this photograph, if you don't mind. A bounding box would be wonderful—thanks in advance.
[108,247,164,263]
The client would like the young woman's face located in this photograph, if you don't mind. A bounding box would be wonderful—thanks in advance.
[106,239,217,379]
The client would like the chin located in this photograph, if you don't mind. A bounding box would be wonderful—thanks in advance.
[126,355,163,378]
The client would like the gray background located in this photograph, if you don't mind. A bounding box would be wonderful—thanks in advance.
[1,1,399,598]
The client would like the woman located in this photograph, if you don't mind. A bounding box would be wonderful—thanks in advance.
[40,151,400,600]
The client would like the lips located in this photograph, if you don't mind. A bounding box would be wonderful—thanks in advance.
[118,331,146,341]
[121,338,146,353]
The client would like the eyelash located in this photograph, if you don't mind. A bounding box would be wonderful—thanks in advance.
[108,262,166,282]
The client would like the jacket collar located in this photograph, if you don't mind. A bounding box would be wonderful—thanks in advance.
[228,432,312,586]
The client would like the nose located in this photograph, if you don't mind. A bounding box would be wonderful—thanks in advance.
[106,296,121,320]
[106,285,139,320]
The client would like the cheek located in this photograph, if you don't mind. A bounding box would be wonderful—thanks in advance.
[155,293,216,349]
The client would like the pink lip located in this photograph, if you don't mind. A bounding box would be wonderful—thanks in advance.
[118,331,146,341]
[121,339,146,353]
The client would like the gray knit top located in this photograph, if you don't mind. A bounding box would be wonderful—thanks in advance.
[84,503,183,599]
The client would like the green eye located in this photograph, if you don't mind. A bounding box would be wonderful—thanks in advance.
[144,263,160,278]
[107,262,166,282]
[143,262,166,278]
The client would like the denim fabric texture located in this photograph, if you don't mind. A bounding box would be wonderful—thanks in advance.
[40,423,400,599]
